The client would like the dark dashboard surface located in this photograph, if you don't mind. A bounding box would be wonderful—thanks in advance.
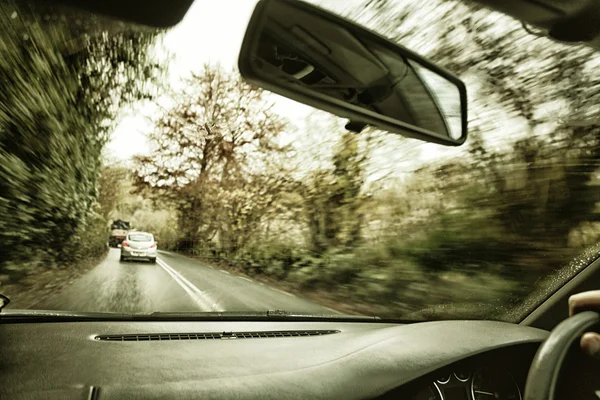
[0,318,549,399]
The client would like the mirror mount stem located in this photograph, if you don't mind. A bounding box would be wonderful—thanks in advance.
[0,293,10,312]
[345,121,368,133]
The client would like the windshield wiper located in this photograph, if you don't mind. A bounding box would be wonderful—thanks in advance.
[149,310,382,322]
[0,309,383,323]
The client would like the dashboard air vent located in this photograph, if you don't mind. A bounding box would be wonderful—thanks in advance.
[95,330,340,341]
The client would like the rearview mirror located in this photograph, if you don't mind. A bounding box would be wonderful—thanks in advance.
[239,0,468,146]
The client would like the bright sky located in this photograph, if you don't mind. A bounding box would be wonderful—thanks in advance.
[104,0,526,180]
[106,0,258,160]
[106,0,410,164]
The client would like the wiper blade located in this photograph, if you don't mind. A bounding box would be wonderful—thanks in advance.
[149,310,382,322]
[0,309,382,323]
[0,309,141,322]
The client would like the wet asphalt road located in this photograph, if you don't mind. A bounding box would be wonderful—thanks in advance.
[38,249,335,314]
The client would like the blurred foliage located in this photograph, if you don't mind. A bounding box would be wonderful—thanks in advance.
[133,65,292,254]
[0,1,164,276]
[4,0,600,321]
[130,0,600,320]
[97,163,128,221]
[302,133,367,253]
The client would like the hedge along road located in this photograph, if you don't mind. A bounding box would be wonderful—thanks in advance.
[35,249,337,314]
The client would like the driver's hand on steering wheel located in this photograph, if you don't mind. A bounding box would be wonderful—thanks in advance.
[569,290,600,358]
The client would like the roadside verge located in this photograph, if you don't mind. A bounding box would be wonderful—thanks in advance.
[1,251,109,309]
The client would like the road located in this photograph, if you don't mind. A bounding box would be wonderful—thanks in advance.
[38,249,336,314]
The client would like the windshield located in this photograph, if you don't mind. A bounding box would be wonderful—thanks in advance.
[128,234,153,242]
[1,0,599,322]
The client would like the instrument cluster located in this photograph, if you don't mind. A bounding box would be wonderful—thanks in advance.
[412,367,521,400]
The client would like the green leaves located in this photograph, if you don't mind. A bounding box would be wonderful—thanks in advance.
[134,65,290,252]
[0,2,163,274]
[302,132,367,253]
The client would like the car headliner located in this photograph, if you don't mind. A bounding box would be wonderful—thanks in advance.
[46,0,600,51]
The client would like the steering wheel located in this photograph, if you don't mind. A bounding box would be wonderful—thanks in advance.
[524,311,600,400]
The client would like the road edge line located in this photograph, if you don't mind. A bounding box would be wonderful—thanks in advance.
[156,258,223,311]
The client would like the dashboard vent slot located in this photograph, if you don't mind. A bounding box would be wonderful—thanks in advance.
[95,330,340,341]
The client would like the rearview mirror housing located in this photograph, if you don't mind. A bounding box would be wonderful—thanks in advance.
[238,0,468,146]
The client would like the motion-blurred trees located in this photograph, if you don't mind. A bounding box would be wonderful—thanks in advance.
[217,0,600,318]
[5,0,600,321]
[351,0,600,272]
[303,132,368,253]
[97,163,128,221]
[0,1,164,275]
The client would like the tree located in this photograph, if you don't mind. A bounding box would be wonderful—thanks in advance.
[133,65,289,251]
[352,0,600,247]
[303,132,368,252]
[215,172,295,255]
[97,164,128,221]
[0,1,164,273]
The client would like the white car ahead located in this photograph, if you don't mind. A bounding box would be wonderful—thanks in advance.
[120,232,157,263]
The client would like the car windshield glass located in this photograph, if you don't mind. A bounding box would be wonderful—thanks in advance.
[128,235,153,242]
[1,0,600,323]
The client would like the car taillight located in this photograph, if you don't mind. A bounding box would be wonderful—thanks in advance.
[150,243,157,248]
[122,241,129,247]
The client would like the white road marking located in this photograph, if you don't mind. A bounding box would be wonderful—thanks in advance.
[239,277,253,283]
[219,269,230,275]
[274,288,295,297]
[156,258,223,311]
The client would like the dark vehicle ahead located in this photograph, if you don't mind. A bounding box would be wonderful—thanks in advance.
[109,219,131,247]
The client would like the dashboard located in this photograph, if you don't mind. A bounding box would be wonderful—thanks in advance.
[0,316,594,399]
[381,344,537,400]
[410,368,522,400]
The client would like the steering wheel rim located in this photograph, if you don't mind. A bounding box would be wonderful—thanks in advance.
[524,310,600,400]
